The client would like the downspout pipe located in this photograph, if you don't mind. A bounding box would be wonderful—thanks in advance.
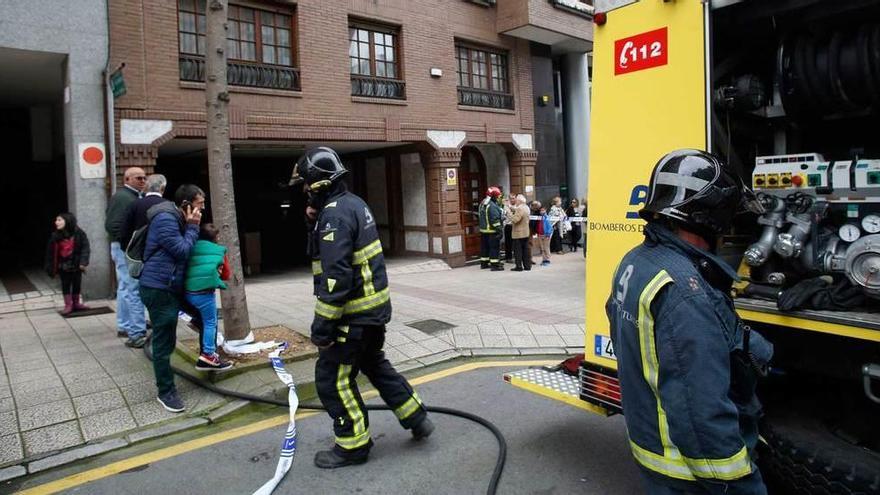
[103,0,117,195]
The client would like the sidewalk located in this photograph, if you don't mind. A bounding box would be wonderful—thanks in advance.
[0,251,587,479]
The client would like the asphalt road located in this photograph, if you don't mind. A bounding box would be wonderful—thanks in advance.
[21,364,643,495]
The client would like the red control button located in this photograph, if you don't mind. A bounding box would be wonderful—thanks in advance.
[791,175,803,186]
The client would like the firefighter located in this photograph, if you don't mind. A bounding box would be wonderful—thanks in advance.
[292,147,434,469]
[478,186,504,271]
[606,149,773,494]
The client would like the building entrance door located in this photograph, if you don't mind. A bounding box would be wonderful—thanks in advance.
[458,147,487,259]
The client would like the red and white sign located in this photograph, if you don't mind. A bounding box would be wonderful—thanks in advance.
[78,143,107,179]
[614,27,668,75]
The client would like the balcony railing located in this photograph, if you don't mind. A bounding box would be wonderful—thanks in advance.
[179,55,301,91]
[351,75,406,100]
[457,87,514,110]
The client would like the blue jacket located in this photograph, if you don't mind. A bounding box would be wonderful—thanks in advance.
[139,202,199,293]
[478,197,503,234]
[606,223,773,494]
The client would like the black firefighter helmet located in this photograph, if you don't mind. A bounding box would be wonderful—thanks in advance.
[639,149,761,236]
[290,147,348,191]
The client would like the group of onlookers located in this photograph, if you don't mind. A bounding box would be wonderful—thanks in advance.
[501,195,586,271]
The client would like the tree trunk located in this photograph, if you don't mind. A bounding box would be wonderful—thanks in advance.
[205,0,250,340]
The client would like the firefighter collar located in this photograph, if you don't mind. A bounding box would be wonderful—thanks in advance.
[645,223,740,283]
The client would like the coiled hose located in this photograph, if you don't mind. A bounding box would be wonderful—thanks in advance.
[143,340,507,495]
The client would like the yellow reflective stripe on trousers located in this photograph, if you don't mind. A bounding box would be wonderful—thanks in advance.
[315,300,343,320]
[633,270,752,481]
[312,260,322,276]
[335,364,370,450]
[352,240,382,265]
[361,262,375,296]
[343,287,389,315]
[394,392,422,420]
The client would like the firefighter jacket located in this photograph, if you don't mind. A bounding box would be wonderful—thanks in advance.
[605,222,773,494]
[478,197,503,234]
[310,190,391,347]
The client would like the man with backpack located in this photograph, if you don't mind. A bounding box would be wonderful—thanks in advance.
[119,174,169,348]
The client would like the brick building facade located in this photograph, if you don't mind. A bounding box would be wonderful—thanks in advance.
[109,0,592,269]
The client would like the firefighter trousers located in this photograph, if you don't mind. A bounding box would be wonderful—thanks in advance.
[480,233,501,265]
[315,325,427,454]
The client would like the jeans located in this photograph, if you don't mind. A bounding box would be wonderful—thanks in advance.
[185,291,218,356]
[140,286,181,396]
[111,242,146,338]
[59,271,82,295]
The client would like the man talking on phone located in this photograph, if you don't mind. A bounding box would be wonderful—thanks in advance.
[292,147,433,469]
[139,184,204,413]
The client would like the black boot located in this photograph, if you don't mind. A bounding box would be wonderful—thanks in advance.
[314,448,369,469]
[480,262,490,269]
[411,417,435,441]
[491,263,504,271]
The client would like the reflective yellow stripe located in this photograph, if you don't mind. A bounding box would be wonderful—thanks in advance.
[336,364,366,437]
[343,287,390,315]
[632,270,753,481]
[361,262,375,296]
[315,300,343,320]
[335,429,371,450]
[352,240,383,265]
[336,336,347,343]
[312,260,322,276]
[394,393,423,420]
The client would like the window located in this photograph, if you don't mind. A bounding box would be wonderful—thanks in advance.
[349,24,399,79]
[178,1,294,66]
[178,1,299,91]
[349,21,405,99]
[455,43,513,109]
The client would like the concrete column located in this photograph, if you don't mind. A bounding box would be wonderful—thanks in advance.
[420,148,466,268]
[507,150,538,202]
[562,52,591,202]
[63,54,111,299]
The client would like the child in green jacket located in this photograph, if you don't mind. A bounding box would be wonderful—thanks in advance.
[184,224,233,371]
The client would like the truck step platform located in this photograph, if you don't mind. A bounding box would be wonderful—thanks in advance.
[503,367,607,415]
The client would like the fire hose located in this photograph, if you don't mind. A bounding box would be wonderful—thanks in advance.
[143,338,508,495]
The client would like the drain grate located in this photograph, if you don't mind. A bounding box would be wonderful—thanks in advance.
[405,319,456,334]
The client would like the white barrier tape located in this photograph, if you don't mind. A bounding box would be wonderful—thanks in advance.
[252,342,299,495]
[527,216,587,222]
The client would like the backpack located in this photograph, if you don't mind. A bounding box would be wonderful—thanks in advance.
[125,224,149,279]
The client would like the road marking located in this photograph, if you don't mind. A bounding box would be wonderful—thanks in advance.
[19,360,555,495]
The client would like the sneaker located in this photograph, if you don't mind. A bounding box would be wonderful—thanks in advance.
[157,391,185,413]
[411,417,435,441]
[196,353,233,372]
[125,336,147,348]
[117,329,128,338]
[541,260,550,266]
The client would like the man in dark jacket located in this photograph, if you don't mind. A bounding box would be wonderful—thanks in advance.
[606,150,773,494]
[139,184,203,413]
[121,174,169,249]
[105,167,146,342]
[292,147,433,469]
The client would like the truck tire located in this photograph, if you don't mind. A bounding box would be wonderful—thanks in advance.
[759,413,880,495]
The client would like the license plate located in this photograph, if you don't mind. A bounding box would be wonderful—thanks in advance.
[594,335,616,360]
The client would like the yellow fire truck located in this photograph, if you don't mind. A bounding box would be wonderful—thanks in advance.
[505,1,880,493]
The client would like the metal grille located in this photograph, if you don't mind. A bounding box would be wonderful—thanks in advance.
[505,368,581,399]
[405,319,456,334]
[579,362,623,414]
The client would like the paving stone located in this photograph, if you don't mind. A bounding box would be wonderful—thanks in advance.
[8,368,59,385]
[0,464,26,482]
[554,324,583,336]
[480,334,511,347]
[207,401,250,424]
[112,371,154,388]
[80,408,137,441]
[503,323,532,336]
[420,337,453,354]
[63,376,116,398]
[0,433,23,463]
[519,347,567,356]
[469,348,521,356]
[453,334,483,348]
[534,334,566,347]
[18,399,76,432]
[28,437,128,473]
[561,334,585,347]
[0,410,17,436]
[12,385,70,409]
[383,331,411,347]
[383,348,407,365]
[508,335,539,347]
[50,352,99,367]
[120,382,156,405]
[131,400,177,427]
[3,351,50,364]
[477,324,506,335]
[22,421,83,457]
[0,397,13,413]
[127,417,208,444]
[73,389,126,417]
[529,324,560,335]
[395,343,432,360]
[416,350,460,367]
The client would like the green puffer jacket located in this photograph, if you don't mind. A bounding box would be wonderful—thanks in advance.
[184,240,228,292]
